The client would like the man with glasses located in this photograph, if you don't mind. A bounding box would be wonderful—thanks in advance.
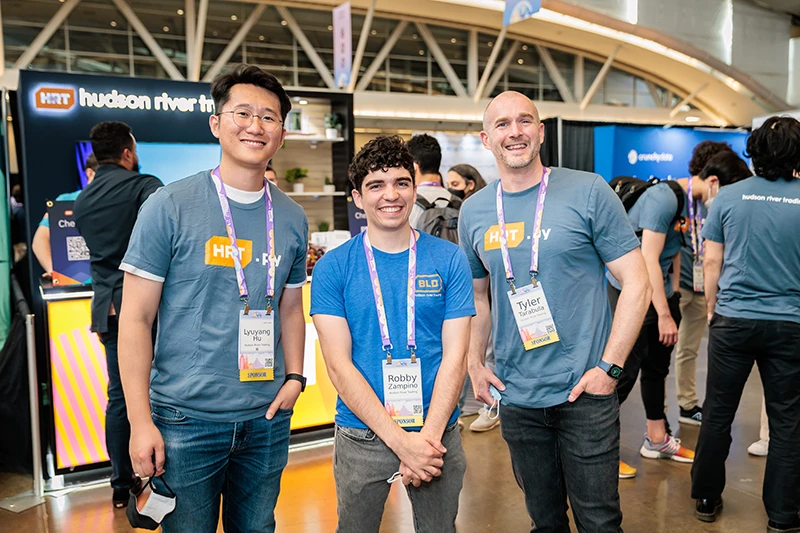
[118,65,309,532]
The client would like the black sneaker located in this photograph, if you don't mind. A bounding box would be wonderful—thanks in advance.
[695,498,723,522]
[680,406,703,426]
[768,516,800,532]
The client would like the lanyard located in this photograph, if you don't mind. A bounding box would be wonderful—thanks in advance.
[211,167,276,314]
[496,167,550,293]
[418,181,441,188]
[687,178,704,259]
[363,229,417,363]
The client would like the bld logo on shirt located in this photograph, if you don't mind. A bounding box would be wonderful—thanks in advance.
[204,236,284,269]
[416,274,443,296]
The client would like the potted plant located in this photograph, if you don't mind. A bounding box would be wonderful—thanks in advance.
[285,167,308,193]
[318,221,330,232]
[323,176,336,193]
[324,113,341,140]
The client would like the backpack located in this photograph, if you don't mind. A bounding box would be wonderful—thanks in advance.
[609,176,685,231]
[415,196,462,244]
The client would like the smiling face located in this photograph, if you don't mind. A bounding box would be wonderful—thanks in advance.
[481,91,544,171]
[209,83,286,172]
[352,167,416,232]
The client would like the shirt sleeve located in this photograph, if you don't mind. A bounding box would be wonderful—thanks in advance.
[309,251,346,318]
[39,214,49,228]
[588,177,641,264]
[637,184,677,234]
[286,214,309,288]
[457,206,489,279]
[444,246,477,320]
[120,188,175,281]
[701,195,725,243]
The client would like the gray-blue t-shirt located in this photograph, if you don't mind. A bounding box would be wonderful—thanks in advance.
[607,182,687,298]
[702,176,800,323]
[458,168,640,409]
[121,171,309,422]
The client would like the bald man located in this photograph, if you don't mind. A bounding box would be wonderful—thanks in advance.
[458,91,651,532]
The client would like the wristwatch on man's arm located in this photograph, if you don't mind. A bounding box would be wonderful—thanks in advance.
[597,360,623,380]
[284,373,307,392]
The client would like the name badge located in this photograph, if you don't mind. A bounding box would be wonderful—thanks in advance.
[238,310,274,382]
[382,358,423,428]
[507,283,560,350]
[693,261,704,293]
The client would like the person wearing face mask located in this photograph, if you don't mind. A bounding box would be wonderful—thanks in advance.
[672,147,751,430]
[691,116,800,532]
[446,164,487,201]
[72,123,163,508]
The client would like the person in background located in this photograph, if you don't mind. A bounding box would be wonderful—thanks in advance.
[265,163,278,185]
[10,184,27,264]
[407,134,456,228]
[73,126,163,509]
[32,154,99,278]
[748,399,769,456]
[673,140,734,426]
[446,164,487,200]
[691,116,800,532]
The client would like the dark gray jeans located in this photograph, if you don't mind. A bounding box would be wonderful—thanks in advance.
[500,393,623,533]
[333,422,466,533]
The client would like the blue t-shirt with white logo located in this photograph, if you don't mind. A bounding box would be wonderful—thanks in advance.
[459,168,640,409]
[310,231,475,430]
[702,176,800,323]
[607,182,688,297]
[121,171,309,422]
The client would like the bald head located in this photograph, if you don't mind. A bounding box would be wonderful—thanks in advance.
[483,91,540,131]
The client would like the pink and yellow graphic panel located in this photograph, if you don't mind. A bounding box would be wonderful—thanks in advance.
[46,298,109,469]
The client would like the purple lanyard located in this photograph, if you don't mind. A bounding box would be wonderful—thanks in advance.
[495,167,550,293]
[418,181,441,188]
[687,178,704,259]
[211,166,276,314]
[362,229,417,363]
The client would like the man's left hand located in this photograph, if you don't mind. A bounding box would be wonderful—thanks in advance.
[266,379,302,419]
[568,367,616,402]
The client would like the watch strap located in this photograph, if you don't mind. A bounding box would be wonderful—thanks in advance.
[284,373,306,392]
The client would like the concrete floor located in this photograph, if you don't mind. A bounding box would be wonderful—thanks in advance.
[0,336,770,532]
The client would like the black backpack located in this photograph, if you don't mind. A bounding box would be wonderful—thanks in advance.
[415,195,462,244]
[609,176,685,230]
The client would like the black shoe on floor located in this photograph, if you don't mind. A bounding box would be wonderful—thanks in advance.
[695,498,723,522]
[680,406,703,426]
[767,516,800,533]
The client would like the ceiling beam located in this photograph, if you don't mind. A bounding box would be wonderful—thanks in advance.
[415,22,468,98]
[473,26,506,103]
[484,41,520,97]
[277,5,336,89]
[14,0,81,70]
[669,82,709,118]
[202,5,266,82]
[347,0,376,92]
[355,20,407,92]
[580,45,621,110]
[535,44,576,104]
[111,0,184,80]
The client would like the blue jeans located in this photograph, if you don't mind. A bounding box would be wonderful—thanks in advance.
[153,405,293,533]
[500,393,623,533]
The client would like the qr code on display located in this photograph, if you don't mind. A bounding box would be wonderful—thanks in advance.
[66,236,90,262]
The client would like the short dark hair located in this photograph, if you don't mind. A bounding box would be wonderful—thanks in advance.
[699,151,752,186]
[84,153,99,171]
[349,135,416,191]
[449,164,487,198]
[89,122,135,164]
[406,134,442,175]
[265,163,275,173]
[211,64,292,122]
[745,116,800,182]
[688,140,733,176]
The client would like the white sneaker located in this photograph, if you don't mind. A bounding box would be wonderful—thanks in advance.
[469,408,500,432]
[747,439,769,457]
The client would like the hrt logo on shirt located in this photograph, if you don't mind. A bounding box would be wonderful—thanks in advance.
[483,223,551,251]
[204,236,282,268]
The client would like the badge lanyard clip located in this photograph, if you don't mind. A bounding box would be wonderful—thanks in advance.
[266,296,273,315]
[242,297,250,315]
[496,168,550,293]
[384,345,393,365]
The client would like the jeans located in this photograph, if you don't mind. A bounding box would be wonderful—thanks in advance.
[691,314,800,524]
[500,394,623,533]
[608,285,682,421]
[98,316,134,490]
[675,288,706,410]
[153,405,293,533]
[333,422,466,533]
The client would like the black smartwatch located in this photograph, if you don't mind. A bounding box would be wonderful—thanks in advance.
[284,373,307,392]
[597,360,623,380]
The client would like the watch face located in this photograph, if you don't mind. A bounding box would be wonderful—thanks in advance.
[610,366,623,379]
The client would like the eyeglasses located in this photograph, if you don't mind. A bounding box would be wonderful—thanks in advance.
[217,109,283,131]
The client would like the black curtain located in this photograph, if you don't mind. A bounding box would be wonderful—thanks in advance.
[561,121,597,173]
[541,118,558,168]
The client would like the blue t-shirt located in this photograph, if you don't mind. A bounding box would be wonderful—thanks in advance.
[121,171,309,422]
[680,201,707,292]
[39,190,82,228]
[607,182,687,297]
[310,231,475,430]
[458,168,640,409]
[702,176,800,323]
